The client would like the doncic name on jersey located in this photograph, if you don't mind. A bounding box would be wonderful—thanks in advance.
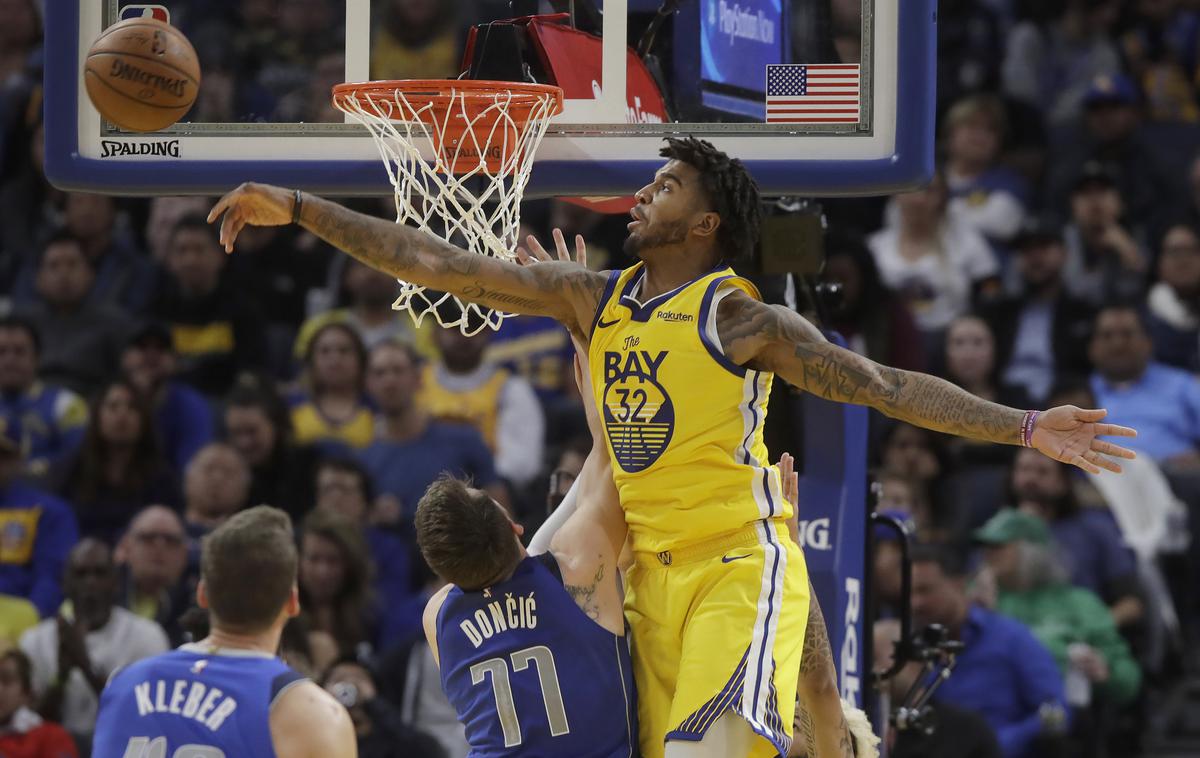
[602,344,675,473]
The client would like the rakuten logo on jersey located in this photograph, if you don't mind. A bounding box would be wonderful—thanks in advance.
[795,518,831,551]
[841,577,861,706]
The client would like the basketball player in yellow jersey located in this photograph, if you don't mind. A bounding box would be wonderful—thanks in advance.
[208,138,1137,758]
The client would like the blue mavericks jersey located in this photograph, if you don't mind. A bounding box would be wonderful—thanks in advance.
[92,644,306,758]
[438,553,637,757]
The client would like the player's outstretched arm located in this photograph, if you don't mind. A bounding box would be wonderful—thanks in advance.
[207,183,607,332]
[270,680,358,758]
[715,291,1137,475]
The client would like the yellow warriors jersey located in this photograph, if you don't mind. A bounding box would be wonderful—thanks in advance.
[588,263,789,555]
[418,364,509,451]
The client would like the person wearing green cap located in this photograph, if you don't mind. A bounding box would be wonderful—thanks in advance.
[976,509,1142,710]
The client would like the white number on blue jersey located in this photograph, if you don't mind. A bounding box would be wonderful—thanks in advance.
[469,645,570,747]
[122,737,226,758]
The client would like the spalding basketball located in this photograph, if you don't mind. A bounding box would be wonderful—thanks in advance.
[84,18,200,132]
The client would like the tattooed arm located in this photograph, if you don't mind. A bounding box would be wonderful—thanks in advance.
[792,589,854,758]
[207,183,607,334]
[714,290,1137,472]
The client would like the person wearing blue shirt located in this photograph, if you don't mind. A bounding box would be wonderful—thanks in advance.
[0,431,79,617]
[1089,305,1200,464]
[358,340,504,524]
[121,322,215,472]
[911,543,1068,758]
[0,316,88,479]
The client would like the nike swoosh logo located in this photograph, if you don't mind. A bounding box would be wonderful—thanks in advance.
[721,553,752,563]
[597,317,620,329]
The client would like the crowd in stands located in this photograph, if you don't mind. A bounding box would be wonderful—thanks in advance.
[3,0,1200,757]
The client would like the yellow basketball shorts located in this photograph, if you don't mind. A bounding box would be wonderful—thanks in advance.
[625,520,809,758]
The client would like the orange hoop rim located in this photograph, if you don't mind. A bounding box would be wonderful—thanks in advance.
[332,79,564,117]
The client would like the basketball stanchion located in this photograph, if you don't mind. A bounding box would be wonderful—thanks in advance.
[333,80,564,335]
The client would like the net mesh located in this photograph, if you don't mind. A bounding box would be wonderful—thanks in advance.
[333,81,562,335]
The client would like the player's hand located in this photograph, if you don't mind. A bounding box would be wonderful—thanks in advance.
[518,227,587,269]
[207,182,296,253]
[779,452,800,544]
[1030,406,1136,474]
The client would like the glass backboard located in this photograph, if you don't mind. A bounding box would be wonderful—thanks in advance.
[44,0,936,197]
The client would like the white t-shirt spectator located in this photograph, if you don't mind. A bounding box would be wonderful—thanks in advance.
[868,214,998,333]
[20,607,169,739]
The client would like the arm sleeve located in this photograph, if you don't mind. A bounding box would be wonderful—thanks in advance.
[494,377,545,487]
[527,474,583,556]
[990,625,1066,758]
[29,500,79,617]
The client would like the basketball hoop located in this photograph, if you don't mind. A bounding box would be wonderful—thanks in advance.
[332,80,564,335]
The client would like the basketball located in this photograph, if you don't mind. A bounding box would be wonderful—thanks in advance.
[83,18,200,133]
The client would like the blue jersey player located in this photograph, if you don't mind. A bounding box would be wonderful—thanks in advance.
[92,506,356,758]
[417,339,636,757]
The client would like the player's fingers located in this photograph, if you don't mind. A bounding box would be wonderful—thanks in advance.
[525,235,552,262]
[1094,455,1124,474]
[1091,439,1136,459]
[1069,454,1102,476]
[575,234,588,267]
[1093,423,1137,438]
[515,247,531,265]
[1073,407,1108,423]
[206,191,235,224]
[552,228,570,261]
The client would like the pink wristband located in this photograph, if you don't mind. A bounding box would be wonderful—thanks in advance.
[1021,410,1039,448]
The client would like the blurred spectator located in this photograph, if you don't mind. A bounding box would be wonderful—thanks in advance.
[0,0,40,100]
[13,193,156,313]
[1009,447,1144,628]
[976,509,1141,707]
[0,429,77,618]
[18,231,127,398]
[359,340,502,527]
[981,219,1094,405]
[222,380,319,520]
[1062,163,1151,306]
[868,174,999,342]
[298,509,375,659]
[873,618,1002,758]
[322,658,447,758]
[371,0,462,81]
[1119,1,1200,123]
[1088,304,1200,465]
[944,315,1032,408]
[1045,75,1182,233]
[943,94,1030,249]
[0,594,38,649]
[143,197,210,263]
[877,423,949,537]
[487,315,574,407]
[0,648,78,758]
[290,322,374,452]
[279,614,339,681]
[274,51,346,123]
[0,316,87,478]
[113,506,190,646]
[0,109,55,287]
[181,443,250,537]
[910,543,1067,758]
[54,380,180,545]
[1002,0,1121,125]
[19,539,168,746]
[1146,221,1200,371]
[294,257,423,361]
[819,229,925,371]
[545,435,590,515]
[149,214,265,396]
[936,0,1004,108]
[422,319,544,488]
[121,321,215,472]
[870,508,917,619]
[314,457,418,648]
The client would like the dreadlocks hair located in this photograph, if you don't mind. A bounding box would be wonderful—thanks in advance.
[660,136,762,264]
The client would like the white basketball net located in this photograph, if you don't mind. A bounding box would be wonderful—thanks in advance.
[334,83,561,335]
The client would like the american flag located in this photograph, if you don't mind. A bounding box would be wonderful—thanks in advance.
[765,64,861,124]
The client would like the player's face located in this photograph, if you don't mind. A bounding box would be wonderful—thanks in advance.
[366,344,420,412]
[98,384,142,445]
[626,160,708,259]
[0,328,36,392]
[0,657,27,725]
